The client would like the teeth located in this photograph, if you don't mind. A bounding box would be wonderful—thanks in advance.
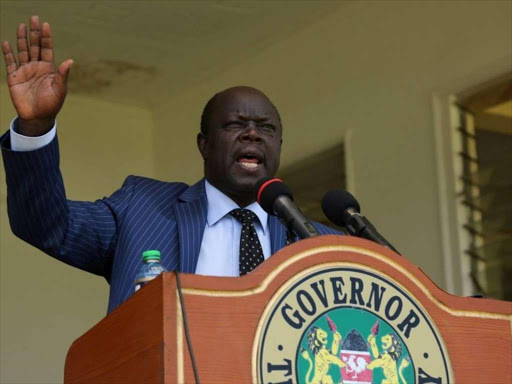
[240,162,258,169]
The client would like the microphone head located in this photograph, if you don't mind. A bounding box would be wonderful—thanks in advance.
[256,177,293,215]
[321,189,360,227]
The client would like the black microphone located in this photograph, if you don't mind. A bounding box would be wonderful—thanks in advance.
[256,178,319,239]
[322,189,400,254]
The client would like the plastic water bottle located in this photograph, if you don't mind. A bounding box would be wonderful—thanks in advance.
[134,250,167,292]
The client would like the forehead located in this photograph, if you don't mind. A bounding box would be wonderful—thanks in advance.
[211,90,280,121]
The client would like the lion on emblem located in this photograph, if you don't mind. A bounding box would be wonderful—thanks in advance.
[367,333,410,384]
[300,326,346,384]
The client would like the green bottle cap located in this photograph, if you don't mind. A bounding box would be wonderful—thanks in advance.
[142,250,161,262]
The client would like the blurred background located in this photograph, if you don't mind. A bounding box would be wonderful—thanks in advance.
[1,1,511,382]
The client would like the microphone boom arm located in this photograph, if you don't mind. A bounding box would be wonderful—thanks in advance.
[274,196,319,239]
[344,208,400,254]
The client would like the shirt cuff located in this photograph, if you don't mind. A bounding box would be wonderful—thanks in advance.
[9,117,57,151]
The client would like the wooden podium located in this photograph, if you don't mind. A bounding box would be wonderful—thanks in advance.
[64,236,512,384]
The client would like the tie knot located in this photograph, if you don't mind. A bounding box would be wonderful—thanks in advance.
[229,208,258,225]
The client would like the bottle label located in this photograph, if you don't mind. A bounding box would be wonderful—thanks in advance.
[134,276,154,292]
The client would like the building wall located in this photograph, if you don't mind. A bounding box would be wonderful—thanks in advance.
[0,83,156,383]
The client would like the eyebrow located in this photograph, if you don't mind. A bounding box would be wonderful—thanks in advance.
[232,113,274,123]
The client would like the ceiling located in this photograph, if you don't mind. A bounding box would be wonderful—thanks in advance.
[1,1,345,108]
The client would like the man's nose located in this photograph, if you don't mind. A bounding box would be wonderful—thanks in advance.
[240,122,263,143]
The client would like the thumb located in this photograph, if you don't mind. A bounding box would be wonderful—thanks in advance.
[56,59,73,88]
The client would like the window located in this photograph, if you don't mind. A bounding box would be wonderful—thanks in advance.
[277,144,346,228]
[453,76,512,300]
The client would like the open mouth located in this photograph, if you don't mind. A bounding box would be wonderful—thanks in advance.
[237,153,262,170]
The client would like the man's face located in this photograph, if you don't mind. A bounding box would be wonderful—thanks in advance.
[197,87,282,207]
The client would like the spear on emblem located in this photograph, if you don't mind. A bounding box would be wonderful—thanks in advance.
[325,315,342,357]
[368,320,380,349]
[325,314,337,332]
[371,320,380,336]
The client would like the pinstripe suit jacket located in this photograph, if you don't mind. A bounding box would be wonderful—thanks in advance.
[1,132,340,313]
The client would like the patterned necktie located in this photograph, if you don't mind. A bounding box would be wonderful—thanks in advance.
[229,208,265,276]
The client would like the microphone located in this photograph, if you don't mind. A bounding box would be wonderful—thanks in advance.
[321,189,400,254]
[256,178,319,239]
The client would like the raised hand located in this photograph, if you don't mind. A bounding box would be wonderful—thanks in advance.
[2,16,73,136]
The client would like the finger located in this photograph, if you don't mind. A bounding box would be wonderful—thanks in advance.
[40,22,53,63]
[29,15,42,61]
[2,41,18,75]
[56,59,73,89]
[16,23,29,65]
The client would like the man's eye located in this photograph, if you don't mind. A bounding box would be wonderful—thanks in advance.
[260,124,275,132]
[226,122,243,128]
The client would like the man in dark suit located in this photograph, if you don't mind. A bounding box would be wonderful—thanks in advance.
[1,16,339,313]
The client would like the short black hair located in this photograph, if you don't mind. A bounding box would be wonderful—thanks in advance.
[200,91,282,136]
[200,93,220,135]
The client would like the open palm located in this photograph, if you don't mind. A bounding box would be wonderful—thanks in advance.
[2,16,72,134]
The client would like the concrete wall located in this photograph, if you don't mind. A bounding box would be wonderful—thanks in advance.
[0,83,156,383]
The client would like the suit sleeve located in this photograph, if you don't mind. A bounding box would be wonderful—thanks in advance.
[1,130,135,279]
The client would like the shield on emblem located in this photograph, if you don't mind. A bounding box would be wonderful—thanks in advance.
[340,329,372,384]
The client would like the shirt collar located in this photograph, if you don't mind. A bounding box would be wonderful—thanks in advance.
[204,179,268,235]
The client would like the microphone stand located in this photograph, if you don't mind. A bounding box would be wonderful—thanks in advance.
[343,208,401,255]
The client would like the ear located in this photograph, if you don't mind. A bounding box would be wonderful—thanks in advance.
[197,132,208,160]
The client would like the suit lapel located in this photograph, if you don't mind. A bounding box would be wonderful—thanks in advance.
[269,215,287,255]
[173,179,207,273]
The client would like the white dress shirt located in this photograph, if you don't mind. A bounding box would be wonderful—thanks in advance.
[9,117,56,151]
[195,180,271,276]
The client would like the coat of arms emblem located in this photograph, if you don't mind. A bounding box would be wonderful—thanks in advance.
[298,311,413,384]
[256,267,451,384]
